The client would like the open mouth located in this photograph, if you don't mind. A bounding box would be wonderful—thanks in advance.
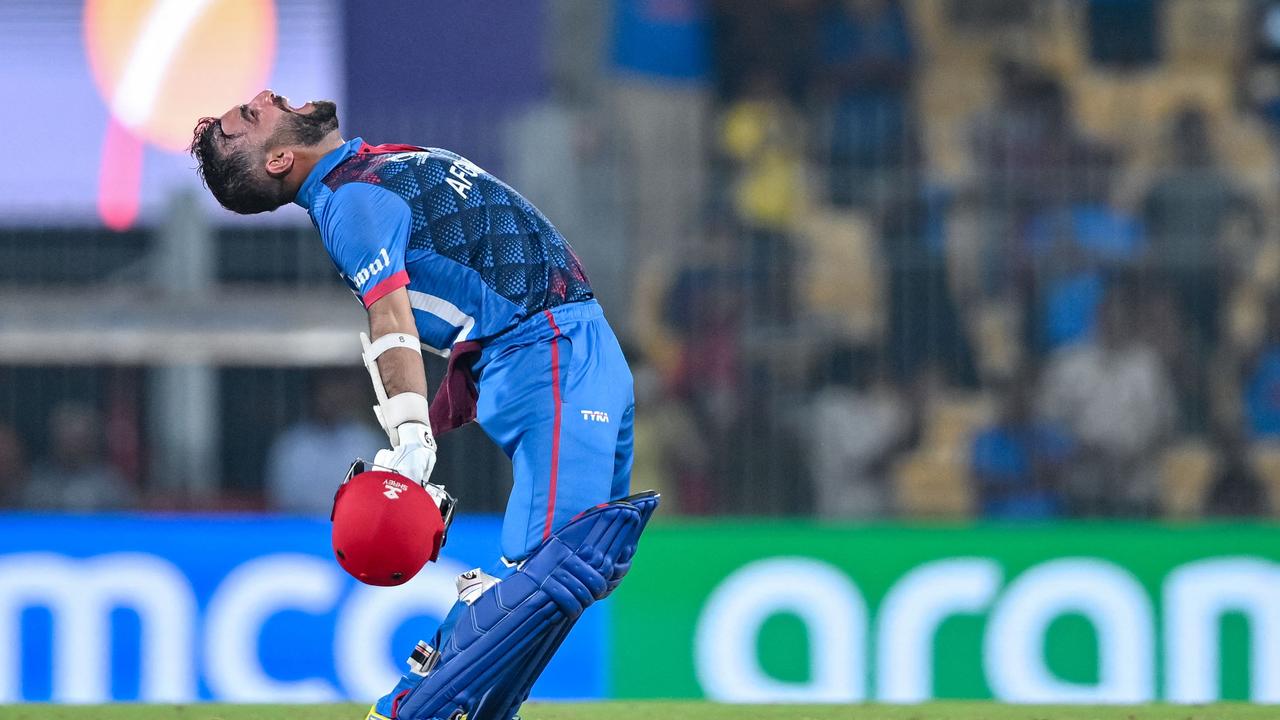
[270,93,308,113]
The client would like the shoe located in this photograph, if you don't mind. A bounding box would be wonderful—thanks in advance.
[368,640,437,719]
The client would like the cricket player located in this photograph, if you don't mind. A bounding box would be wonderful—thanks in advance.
[190,91,657,720]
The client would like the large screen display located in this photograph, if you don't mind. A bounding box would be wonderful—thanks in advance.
[0,0,342,228]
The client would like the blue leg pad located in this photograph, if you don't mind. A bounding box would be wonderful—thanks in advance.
[393,492,659,720]
[470,613,575,720]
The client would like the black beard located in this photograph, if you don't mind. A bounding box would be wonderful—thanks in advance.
[267,100,339,148]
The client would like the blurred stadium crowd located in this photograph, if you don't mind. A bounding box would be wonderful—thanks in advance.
[5,0,1280,520]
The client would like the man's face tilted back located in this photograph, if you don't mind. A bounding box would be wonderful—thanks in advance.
[189,89,340,214]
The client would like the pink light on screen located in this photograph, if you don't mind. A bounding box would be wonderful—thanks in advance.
[98,116,143,231]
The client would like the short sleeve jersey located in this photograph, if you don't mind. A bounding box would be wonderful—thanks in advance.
[295,137,593,355]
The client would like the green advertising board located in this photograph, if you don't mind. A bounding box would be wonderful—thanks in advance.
[610,523,1280,703]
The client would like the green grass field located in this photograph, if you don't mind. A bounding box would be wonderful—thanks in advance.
[0,703,1275,720]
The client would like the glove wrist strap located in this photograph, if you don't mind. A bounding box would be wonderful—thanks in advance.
[385,393,432,435]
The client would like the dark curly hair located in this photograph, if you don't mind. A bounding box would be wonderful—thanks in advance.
[189,117,291,215]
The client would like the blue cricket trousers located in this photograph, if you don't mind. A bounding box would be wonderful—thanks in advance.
[473,299,635,562]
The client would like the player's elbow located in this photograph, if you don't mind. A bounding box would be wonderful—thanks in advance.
[366,288,418,338]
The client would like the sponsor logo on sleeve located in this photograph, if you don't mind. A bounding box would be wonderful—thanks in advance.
[350,247,393,290]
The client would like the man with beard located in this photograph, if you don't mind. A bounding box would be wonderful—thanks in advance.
[190,91,655,719]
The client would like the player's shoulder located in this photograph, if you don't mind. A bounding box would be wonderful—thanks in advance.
[322,178,403,211]
[321,149,412,194]
[324,146,477,191]
[317,144,494,218]
[419,146,490,177]
[313,178,411,242]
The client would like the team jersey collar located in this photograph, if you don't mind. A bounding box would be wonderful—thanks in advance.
[294,136,364,211]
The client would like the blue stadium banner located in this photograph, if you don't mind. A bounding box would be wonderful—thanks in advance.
[0,514,609,703]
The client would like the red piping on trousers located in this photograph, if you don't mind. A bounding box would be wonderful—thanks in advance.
[543,310,564,540]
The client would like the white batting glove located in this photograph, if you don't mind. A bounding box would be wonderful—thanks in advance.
[374,421,439,493]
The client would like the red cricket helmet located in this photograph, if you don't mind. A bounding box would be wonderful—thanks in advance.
[331,461,451,586]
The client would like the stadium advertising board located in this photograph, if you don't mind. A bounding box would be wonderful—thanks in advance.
[3,517,1277,704]
[611,523,1280,703]
[0,515,608,703]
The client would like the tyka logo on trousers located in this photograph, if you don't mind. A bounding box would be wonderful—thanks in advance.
[580,410,609,423]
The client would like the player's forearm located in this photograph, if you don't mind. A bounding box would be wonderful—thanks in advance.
[375,345,427,397]
[373,345,430,394]
[367,288,428,398]
[363,288,438,486]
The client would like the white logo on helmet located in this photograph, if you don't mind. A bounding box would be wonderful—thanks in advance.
[382,478,408,500]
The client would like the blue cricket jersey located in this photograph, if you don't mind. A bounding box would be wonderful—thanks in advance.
[295,137,594,355]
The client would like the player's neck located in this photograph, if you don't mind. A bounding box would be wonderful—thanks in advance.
[286,131,346,200]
